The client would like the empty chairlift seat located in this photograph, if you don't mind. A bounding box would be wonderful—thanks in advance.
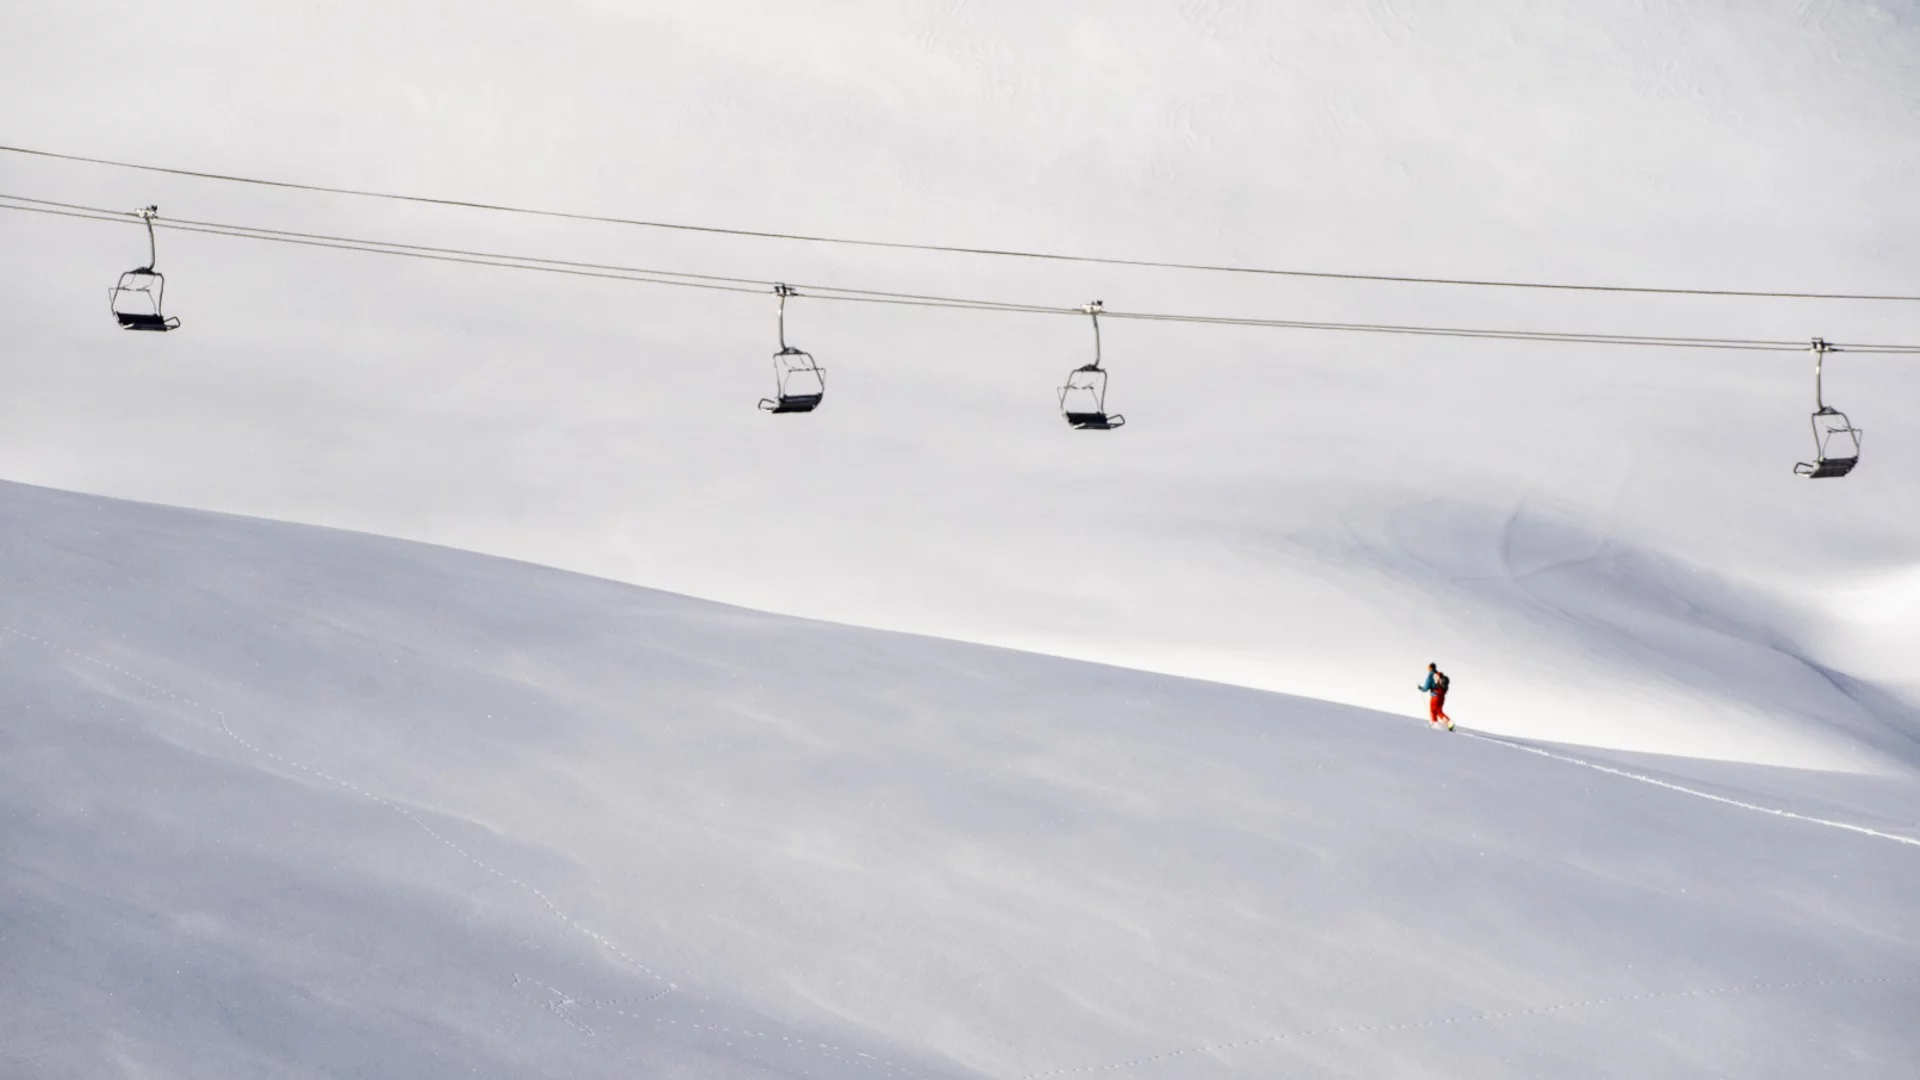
[1795,406,1861,478]
[110,269,178,331]
[1057,301,1125,430]
[108,207,180,332]
[761,347,825,414]
[1793,339,1862,479]
[1059,363,1124,429]
[759,284,824,414]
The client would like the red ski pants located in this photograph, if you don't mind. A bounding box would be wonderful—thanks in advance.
[1429,691,1449,722]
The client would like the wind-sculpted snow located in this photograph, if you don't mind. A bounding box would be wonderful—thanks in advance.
[2,481,1917,1078]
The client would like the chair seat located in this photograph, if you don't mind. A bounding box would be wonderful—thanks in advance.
[116,312,176,331]
[1065,411,1116,430]
[1800,456,1857,479]
[765,394,823,414]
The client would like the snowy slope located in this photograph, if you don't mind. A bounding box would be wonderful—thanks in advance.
[2,1,1919,765]
[4,480,1917,1079]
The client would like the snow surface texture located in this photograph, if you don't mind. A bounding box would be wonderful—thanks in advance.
[3,1,1919,765]
[3,480,1918,1078]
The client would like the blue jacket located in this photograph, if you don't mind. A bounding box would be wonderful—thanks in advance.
[1419,671,1442,693]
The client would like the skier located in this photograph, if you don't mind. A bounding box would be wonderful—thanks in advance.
[1418,663,1453,730]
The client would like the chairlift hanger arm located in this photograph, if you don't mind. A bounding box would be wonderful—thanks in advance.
[775,283,799,351]
[136,205,159,270]
[1083,300,1105,368]
[1809,337,1840,411]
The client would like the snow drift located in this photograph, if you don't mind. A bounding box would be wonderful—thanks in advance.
[3,479,1916,1078]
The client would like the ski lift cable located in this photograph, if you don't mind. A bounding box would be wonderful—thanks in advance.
[0,193,776,294]
[2,195,1913,354]
[0,200,1072,320]
[0,196,1882,351]
[0,193,1077,313]
[0,197,772,297]
[1106,309,1808,350]
[5,142,1919,303]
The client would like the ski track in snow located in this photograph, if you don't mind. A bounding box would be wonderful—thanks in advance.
[1019,971,1920,1078]
[0,622,934,1078]
[1457,729,1920,849]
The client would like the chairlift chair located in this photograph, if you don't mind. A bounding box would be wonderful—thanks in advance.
[1058,301,1125,430]
[759,284,824,414]
[109,206,180,332]
[1793,338,1861,479]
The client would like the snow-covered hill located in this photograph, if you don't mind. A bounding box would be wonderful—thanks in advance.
[4,5,1920,1069]
[4,480,1916,1078]
[3,1,1918,763]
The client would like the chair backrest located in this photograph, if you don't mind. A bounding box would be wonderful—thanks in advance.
[1058,367,1107,415]
[112,268,173,326]
[772,349,823,397]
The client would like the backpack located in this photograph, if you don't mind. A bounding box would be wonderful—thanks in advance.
[1435,670,1450,693]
